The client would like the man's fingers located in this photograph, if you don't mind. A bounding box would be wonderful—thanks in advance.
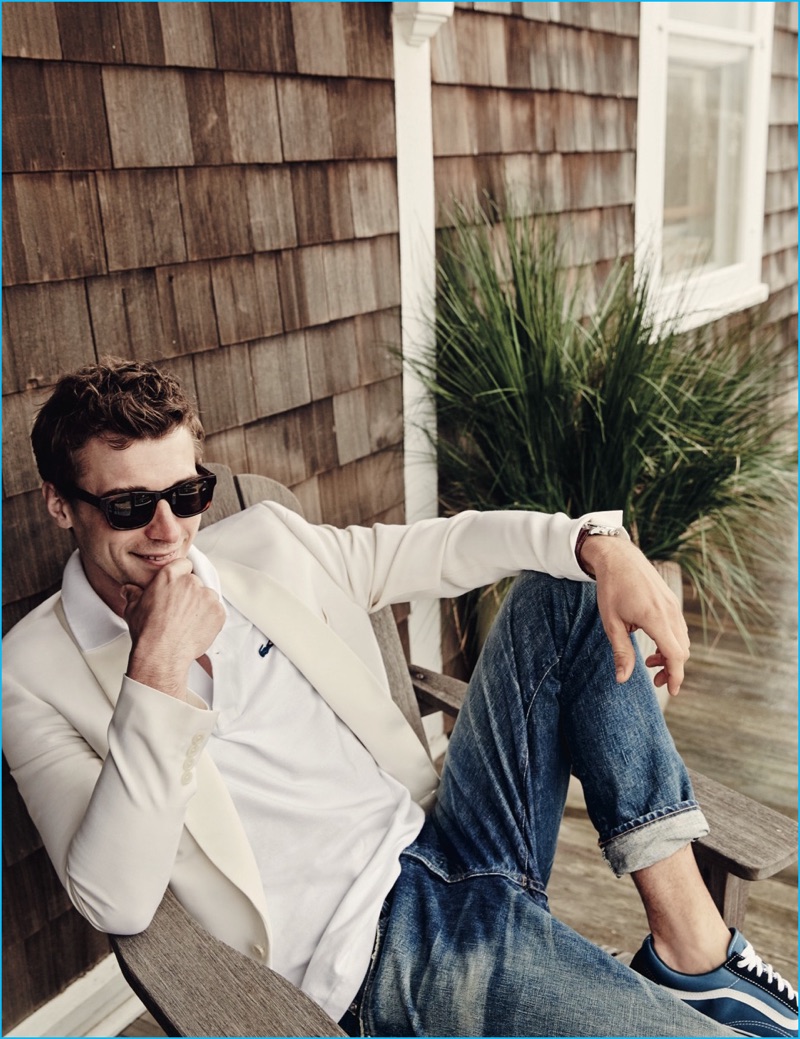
[665,653,685,697]
[120,583,142,609]
[606,621,636,683]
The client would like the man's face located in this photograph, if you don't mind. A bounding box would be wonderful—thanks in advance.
[43,425,203,616]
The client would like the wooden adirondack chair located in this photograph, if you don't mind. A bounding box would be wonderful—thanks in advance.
[110,463,798,1037]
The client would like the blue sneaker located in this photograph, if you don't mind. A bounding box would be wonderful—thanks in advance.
[630,929,797,1037]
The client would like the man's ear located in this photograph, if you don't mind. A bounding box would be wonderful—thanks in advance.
[42,483,75,530]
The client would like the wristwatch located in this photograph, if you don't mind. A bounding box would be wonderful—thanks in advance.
[575,521,627,576]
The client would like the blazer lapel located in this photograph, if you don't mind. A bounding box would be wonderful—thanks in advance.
[53,599,270,918]
[212,557,440,805]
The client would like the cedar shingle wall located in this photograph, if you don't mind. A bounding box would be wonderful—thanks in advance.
[431,2,798,677]
[2,3,401,1028]
[763,3,799,359]
[431,1,639,315]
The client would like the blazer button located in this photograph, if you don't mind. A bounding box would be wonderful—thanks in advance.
[181,771,193,786]
[251,943,266,960]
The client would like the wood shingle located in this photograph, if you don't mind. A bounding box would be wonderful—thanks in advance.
[353,308,402,386]
[245,166,298,252]
[155,261,219,355]
[1,2,63,60]
[210,253,283,346]
[276,77,333,162]
[250,330,312,418]
[116,2,166,66]
[291,164,354,245]
[328,80,396,159]
[3,172,106,285]
[183,70,234,165]
[277,245,331,331]
[244,409,310,489]
[210,2,297,75]
[3,280,95,393]
[96,169,186,272]
[178,166,253,260]
[349,161,398,238]
[54,2,123,64]
[3,60,111,173]
[103,67,194,168]
[159,3,217,69]
[193,342,258,435]
[224,73,283,165]
[1,387,49,498]
[87,269,165,361]
[305,317,362,400]
[291,2,348,77]
[341,3,393,80]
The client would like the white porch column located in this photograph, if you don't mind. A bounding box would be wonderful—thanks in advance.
[392,2,454,675]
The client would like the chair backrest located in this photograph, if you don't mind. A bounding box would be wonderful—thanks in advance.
[202,463,431,756]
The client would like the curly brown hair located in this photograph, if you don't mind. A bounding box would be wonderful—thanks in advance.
[31,359,205,491]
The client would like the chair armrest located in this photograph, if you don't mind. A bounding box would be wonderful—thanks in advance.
[409,664,466,717]
[688,769,798,881]
[111,889,346,1037]
[408,665,798,888]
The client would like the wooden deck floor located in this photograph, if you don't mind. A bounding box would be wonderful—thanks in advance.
[549,548,798,985]
[122,551,798,1036]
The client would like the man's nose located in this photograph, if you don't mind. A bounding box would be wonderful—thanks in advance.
[143,499,182,540]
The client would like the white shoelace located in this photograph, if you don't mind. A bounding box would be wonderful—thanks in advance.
[737,942,797,1003]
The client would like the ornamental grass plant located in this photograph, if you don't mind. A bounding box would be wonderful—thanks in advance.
[411,203,797,652]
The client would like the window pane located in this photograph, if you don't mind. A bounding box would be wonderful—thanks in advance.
[669,3,754,32]
[662,39,749,280]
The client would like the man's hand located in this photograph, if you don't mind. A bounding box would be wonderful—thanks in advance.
[122,559,226,701]
[580,536,690,696]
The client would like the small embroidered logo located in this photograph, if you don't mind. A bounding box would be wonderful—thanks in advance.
[258,641,273,658]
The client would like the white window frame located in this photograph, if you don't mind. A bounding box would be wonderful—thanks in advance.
[635,2,775,330]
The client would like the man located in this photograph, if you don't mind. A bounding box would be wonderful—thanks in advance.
[3,359,796,1037]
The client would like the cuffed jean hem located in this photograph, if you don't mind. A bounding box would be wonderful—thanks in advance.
[601,804,710,876]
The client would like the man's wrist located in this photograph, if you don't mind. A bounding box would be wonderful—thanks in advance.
[575,521,628,577]
[127,645,193,702]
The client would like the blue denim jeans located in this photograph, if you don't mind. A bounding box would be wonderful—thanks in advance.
[348,573,736,1037]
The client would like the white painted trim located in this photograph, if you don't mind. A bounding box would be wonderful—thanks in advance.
[635,3,775,325]
[5,954,145,1038]
[392,3,453,675]
[393,2,454,46]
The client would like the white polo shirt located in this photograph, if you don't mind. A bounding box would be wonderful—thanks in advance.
[61,547,425,1020]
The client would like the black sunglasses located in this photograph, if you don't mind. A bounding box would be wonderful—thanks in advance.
[69,465,217,531]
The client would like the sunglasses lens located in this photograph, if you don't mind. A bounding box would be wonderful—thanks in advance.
[172,477,215,518]
[106,492,158,530]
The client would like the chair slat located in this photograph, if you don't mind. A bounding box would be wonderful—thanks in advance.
[201,462,242,527]
[235,473,303,515]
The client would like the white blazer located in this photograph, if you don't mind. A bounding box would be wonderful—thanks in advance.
[3,501,616,964]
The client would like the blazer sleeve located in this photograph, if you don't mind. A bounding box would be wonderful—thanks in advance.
[229,504,626,613]
[3,610,217,935]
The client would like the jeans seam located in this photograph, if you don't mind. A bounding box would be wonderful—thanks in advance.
[401,847,548,900]
[520,656,558,887]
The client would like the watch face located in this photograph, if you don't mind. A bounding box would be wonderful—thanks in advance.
[587,524,621,537]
